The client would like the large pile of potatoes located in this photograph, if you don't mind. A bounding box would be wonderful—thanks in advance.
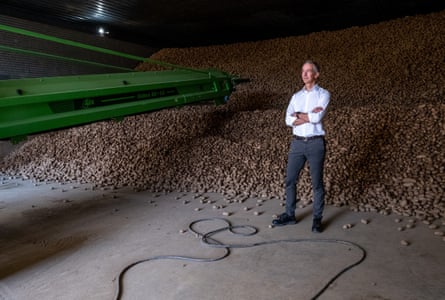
[1,11,444,221]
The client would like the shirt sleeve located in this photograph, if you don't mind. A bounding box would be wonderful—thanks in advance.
[307,89,330,124]
[285,94,298,127]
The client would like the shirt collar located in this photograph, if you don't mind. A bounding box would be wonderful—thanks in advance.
[302,84,319,93]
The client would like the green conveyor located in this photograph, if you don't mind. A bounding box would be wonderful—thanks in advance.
[0,24,242,142]
[0,69,236,142]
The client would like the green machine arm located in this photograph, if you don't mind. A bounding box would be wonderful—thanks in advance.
[0,69,236,141]
[0,24,243,142]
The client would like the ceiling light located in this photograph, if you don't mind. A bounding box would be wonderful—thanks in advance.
[97,26,109,36]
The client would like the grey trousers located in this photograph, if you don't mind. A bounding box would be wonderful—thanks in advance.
[285,137,326,219]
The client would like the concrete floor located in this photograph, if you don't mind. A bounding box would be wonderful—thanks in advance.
[0,176,444,300]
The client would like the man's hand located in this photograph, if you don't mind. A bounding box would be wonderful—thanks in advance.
[312,106,323,113]
[292,117,306,126]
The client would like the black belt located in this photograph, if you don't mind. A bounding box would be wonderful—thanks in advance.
[293,135,324,141]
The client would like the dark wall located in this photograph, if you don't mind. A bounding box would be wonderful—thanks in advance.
[0,15,159,79]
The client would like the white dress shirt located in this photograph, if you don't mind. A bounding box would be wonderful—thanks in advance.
[285,84,330,137]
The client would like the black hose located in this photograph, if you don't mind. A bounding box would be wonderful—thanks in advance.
[113,218,366,300]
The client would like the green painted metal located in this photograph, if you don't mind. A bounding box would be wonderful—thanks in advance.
[0,44,134,72]
[0,24,245,142]
[0,24,203,73]
[0,69,237,141]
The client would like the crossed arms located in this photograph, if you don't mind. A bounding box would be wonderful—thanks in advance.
[291,106,324,126]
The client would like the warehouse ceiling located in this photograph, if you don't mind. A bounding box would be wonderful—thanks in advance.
[0,0,444,47]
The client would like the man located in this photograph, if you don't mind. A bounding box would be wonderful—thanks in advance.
[272,60,330,233]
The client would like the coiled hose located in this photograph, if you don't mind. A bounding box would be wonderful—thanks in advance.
[113,218,366,300]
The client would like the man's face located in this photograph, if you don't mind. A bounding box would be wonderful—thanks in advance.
[301,63,319,85]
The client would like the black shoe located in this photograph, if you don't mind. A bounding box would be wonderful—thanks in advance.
[312,217,323,233]
[272,213,297,226]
